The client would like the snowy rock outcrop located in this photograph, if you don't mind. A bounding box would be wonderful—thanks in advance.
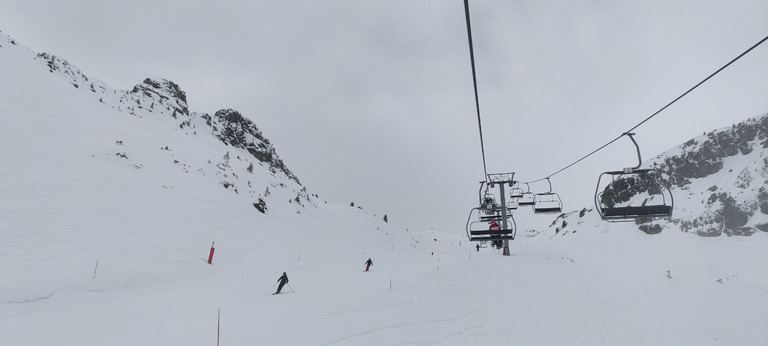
[1,30,306,213]
[202,108,299,184]
[35,52,90,89]
[556,114,768,237]
[653,115,768,236]
[128,78,189,118]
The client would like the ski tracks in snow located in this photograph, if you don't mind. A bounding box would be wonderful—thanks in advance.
[5,290,57,304]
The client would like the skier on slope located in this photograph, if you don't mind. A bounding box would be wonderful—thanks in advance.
[364,258,373,272]
[275,272,289,294]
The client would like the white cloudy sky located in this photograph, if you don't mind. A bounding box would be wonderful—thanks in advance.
[2,0,767,233]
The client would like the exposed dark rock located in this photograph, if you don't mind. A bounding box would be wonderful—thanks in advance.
[210,109,299,184]
[601,115,767,237]
[129,78,189,117]
[253,198,267,213]
[639,223,662,235]
[657,117,766,187]
[696,227,722,237]
[758,187,768,215]
[719,193,751,230]
[34,52,89,88]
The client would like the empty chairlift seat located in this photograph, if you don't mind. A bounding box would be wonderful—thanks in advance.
[517,192,535,206]
[594,133,674,222]
[601,204,672,219]
[595,168,673,221]
[533,192,563,214]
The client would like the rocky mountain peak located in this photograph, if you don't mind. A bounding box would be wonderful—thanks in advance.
[34,52,90,90]
[129,78,189,118]
[202,108,299,184]
[652,114,768,236]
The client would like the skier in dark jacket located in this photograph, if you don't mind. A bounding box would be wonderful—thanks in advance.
[275,272,289,294]
[365,258,373,271]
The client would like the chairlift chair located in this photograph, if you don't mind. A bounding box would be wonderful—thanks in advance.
[478,190,504,221]
[466,207,516,243]
[533,178,563,214]
[516,183,536,206]
[467,176,517,243]
[594,133,674,221]
[509,182,524,198]
[481,192,498,212]
[533,193,563,214]
[479,207,502,222]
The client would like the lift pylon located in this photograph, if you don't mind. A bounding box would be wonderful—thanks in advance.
[466,172,516,255]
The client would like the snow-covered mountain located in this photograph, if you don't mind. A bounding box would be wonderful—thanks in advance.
[2,30,767,345]
[30,34,301,193]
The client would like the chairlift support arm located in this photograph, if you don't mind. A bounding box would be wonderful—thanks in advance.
[624,132,642,171]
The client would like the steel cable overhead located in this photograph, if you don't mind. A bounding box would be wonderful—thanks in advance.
[461,1,767,187]
[463,0,488,180]
[519,34,768,185]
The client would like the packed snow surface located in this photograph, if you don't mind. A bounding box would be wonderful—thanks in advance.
[1,31,767,345]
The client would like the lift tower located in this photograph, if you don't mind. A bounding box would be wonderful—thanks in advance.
[466,172,516,256]
[488,173,514,256]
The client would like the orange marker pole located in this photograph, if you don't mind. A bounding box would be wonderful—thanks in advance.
[208,241,215,264]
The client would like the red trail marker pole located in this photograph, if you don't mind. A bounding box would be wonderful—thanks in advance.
[208,242,215,264]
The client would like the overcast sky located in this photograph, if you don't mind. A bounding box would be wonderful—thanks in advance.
[2,0,767,234]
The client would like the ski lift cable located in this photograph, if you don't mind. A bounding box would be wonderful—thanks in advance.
[463,0,489,180]
[519,33,768,185]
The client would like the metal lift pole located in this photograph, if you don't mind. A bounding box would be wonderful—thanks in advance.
[498,183,510,256]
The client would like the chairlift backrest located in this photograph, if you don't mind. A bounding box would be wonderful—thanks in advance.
[533,192,562,214]
[594,133,673,222]
[509,182,524,198]
[595,168,673,221]
[466,206,516,241]
[517,192,535,206]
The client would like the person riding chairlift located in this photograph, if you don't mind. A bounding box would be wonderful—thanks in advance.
[489,218,501,233]
[489,219,502,248]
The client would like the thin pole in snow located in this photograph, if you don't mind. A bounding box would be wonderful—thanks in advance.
[208,242,216,264]
[217,309,221,346]
[93,258,99,279]
[297,250,301,262]
[389,274,392,292]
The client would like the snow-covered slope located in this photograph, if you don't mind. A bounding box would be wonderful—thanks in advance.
[1,30,767,345]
